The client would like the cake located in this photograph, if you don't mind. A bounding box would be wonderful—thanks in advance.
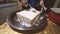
[16,8,40,27]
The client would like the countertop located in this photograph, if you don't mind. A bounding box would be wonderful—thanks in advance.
[0,19,60,34]
[0,3,17,9]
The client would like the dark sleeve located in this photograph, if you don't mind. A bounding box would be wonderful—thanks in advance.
[34,0,41,11]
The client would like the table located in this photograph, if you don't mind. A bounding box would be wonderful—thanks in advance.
[0,19,60,34]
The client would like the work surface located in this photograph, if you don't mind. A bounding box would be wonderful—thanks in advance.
[0,19,60,34]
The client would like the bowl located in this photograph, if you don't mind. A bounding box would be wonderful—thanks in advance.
[7,10,47,32]
[48,8,60,25]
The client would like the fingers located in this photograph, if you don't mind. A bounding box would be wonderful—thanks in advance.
[21,0,28,3]
[39,0,47,11]
[39,0,44,6]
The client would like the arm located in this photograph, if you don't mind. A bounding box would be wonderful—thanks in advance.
[39,0,47,11]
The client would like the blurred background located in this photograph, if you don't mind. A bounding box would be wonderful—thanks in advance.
[0,0,60,24]
[0,0,60,8]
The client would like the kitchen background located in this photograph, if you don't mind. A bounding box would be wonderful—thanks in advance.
[0,0,60,24]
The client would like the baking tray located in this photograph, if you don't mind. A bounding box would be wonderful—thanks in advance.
[7,10,47,31]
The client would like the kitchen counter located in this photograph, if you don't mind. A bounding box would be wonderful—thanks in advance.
[0,3,18,24]
[0,3,17,9]
[0,19,60,34]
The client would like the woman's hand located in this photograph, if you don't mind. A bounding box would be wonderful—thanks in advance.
[21,0,28,3]
[39,0,47,11]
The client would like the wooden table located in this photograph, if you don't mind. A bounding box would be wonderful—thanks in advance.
[0,19,60,34]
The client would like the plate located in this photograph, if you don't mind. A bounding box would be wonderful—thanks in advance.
[7,11,47,31]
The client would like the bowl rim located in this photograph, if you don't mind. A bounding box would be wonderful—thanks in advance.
[7,10,47,31]
[51,8,60,14]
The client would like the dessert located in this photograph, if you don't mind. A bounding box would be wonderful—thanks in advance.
[16,8,40,27]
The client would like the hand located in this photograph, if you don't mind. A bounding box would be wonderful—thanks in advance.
[39,0,47,11]
[21,0,28,3]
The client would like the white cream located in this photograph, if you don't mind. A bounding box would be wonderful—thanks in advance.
[16,8,40,27]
